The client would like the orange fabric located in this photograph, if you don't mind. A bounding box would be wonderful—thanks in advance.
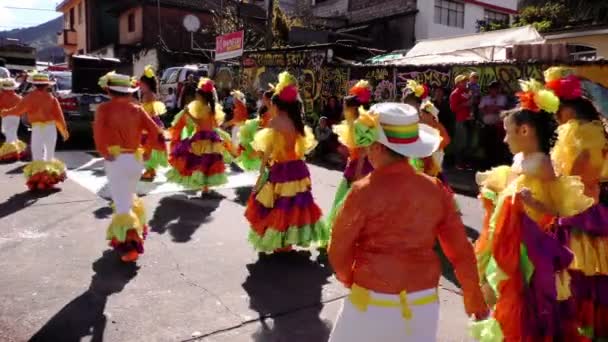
[93,98,162,159]
[170,159,225,177]
[475,196,495,257]
[1,89,67,136]
[492,195,526,341]
[423,118,451,150]
[245,196,322,233]
[0,91,22,117]
[328,161,486,316]
[226,101,248,126]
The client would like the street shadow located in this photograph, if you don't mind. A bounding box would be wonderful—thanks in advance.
[243,251,333,342]
[5,165,25,175]
[0,189,60,220]
[92,206,113,219]
[149,193,222,243]
[465,225,480,241]
[233,186,253,206]
[28,250,139,342]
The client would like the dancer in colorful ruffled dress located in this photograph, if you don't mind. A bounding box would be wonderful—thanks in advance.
[224,90,249,157]
[139,65,168,181]
[0,73,69,191]
[0,78,27,162]
[235,88,274,171]
[244,71,326,253]
[545,67,608,340]
[402,79,429,108]
[94,72,163,262]
[323,81,374,235]
[471,79,594,341]
[410,99,451,178]
[166,78,230,194]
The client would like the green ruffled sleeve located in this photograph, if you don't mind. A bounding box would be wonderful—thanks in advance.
[353,121,378,148]
[239,119,260,147]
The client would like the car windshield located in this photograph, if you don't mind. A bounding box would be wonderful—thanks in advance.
[54,75,72,91]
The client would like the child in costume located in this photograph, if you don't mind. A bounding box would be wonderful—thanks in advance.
[328,103,488,342]
[324,80,374,235]
[410,99,451,178]
[471,79,594,341]
[94,72,163,263]
[0,73,69,191]
[235,88,274,171]
[139,65,168,181]
[545,67,608,340]
[0,78,27,162]
[224,90,249,157]
[402,79,429,109]
[244,71,326,253]
[166,78,230,194]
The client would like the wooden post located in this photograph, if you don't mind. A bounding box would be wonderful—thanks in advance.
[265,0,274,49]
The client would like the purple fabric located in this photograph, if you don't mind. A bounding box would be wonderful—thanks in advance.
[558,204,608,237]
[184,153,223,170]
[521,214,574,338]
[254,191,314,218]
[191,130,222,143]
[151,116,165,128]
[268,160,310,183]
[343,157,373,183]
[570,271,608,306]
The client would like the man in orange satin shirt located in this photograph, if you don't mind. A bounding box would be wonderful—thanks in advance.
[328,103,488,341]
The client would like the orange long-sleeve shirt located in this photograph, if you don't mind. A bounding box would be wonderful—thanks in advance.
[422,117,451,150]
[1,89,67,136]
[93,98,162,159]
[329,161,486,316]
[0,90,22,117]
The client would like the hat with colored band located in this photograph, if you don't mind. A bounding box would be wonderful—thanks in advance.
[0,78,20,90]
[99,72,139,93]
[29,73,55,85]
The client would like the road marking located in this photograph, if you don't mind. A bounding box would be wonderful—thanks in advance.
[63,152,258,199]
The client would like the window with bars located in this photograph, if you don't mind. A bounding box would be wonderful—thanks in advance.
[434,0,465,28]
[484,9,509,24]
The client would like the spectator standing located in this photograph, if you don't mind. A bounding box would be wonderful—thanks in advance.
[314,116,332,159]
[179,74,197,109]
[449,74,473,169]
[323,96,342,126]
[164,88,177,112]
[479,81,507,167]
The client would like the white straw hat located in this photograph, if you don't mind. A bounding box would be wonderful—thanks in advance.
[0,78,20,90]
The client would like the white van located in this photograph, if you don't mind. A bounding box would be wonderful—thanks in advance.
[159,65,209,108]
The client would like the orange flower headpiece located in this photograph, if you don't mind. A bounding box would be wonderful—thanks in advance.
[348,80,372,105]
[198,78,216,94]
[516,79,560,114]
[274,71,299,103]
[543,67,583,101]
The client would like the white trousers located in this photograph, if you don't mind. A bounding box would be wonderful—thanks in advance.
[231,124,241,154]
[329,288,439,342]
[105,154,143,214]
[1,116,20,143]
[31,123,57,162]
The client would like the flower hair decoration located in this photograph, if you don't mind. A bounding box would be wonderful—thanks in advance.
[143,65,156,78]
[231,90,246,104]
[198,78,215,93]
[420,99,439,118]
[353,109,380,147]
[274,71,299,103]
[405,80,429,99]
[349,80,372,104]
[517,79,560,114]
[543,67,582,101]
[98,71,116,89]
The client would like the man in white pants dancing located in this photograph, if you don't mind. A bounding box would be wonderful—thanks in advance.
[328,103,488,341]
[0,73,69,190]
[94,72,163,263]
[0,78,26,162]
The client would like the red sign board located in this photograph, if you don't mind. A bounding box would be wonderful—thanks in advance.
[215,31,244,61]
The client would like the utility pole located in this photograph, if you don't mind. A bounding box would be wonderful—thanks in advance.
[265,0,274,49]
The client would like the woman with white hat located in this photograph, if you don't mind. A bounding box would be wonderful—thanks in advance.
[0,78,27,162]
[94,72,164,263]
[328,102,488,341]
[0,72,69,191]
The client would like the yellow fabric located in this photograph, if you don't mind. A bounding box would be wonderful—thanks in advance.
[476,166,512,194]
[187,101,225,125]
[142,101,167,117]
[0,140,26,156]
[555,271,572,300]
[569,232,608,276]
[349,284,438,321]
[108,145,144,162]
[333,120,355,148]
[24,159,66,178]
[132,196,146,224]
[32,121,54,128]
[189,140,224,155]
[252,127,317,160]
[552,120,608,179]
[256,178,312,208]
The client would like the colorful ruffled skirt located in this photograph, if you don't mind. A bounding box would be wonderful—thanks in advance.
[323,157,373,242]
[107,196,148,257]
[24,159,67,191]
[167,129,228,189]
[245,159,327,252]
[0,140,27,162]
[235,119,262,171]
[557,203,608,340]
[142,116,168,170]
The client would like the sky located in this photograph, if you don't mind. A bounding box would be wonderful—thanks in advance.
[0,0,62,31]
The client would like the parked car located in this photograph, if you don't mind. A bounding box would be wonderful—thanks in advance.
[159,65,209,108]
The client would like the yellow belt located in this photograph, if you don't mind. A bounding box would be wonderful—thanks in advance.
[32,121,54,127]
[108,145,144,162]
[349,284,438,320]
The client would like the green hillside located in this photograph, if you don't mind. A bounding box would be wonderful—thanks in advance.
[0,17,65,63]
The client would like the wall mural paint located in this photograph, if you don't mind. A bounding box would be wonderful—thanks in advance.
[226,50,608,117]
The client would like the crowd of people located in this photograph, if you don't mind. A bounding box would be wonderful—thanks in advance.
[0,64,607,341]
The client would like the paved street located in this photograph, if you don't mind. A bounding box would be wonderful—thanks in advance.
[0,151,483,342]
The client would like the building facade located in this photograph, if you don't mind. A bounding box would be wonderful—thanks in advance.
[544,25,608,60]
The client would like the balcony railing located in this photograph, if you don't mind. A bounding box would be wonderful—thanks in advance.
[57,29,77,47]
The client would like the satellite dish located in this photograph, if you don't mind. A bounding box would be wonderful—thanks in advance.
[183,14,201,33]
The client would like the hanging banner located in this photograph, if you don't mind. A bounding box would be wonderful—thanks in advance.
[215,31,244,61]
